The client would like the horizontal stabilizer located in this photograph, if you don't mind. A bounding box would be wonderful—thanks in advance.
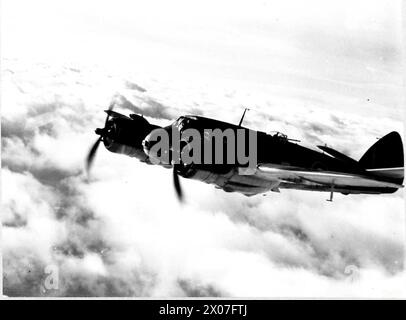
[366,167,404,180]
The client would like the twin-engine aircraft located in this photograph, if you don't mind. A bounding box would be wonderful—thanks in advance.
[86,104,404,202]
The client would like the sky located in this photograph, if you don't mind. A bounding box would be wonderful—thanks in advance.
[1,0,405,297]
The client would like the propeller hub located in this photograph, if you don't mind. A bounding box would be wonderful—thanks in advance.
[95,128,105,136]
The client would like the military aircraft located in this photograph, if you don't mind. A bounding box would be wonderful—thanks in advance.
[86,104,404,202]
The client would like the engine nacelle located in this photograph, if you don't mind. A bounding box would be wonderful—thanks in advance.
[102,114,160,162]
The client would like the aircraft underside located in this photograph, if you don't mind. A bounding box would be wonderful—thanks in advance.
[181,165,400,197]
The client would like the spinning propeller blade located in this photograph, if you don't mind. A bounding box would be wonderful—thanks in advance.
[86,137,102,175]
[85,102,116,177]
[173,165,184,202]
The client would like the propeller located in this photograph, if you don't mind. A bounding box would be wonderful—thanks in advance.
[86,102,186,204]
[172,164,184,202]
[104,102,115,126]
[86,136,102,175]
[85,102,115,177]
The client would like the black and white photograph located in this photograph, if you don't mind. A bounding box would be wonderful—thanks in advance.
[1,0,405,301]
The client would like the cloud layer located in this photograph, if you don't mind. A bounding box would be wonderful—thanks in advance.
[1,0,405,297]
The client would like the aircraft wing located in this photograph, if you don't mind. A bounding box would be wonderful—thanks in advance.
[255,164,404,189]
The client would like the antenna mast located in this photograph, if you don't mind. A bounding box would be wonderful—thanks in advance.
[238,107,250,127]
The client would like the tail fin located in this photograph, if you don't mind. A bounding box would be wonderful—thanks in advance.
[359,131,404,184]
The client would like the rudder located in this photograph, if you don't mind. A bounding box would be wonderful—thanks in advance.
[359,131,404,184]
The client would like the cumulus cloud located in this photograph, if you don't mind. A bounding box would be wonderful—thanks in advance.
[1,0,405,297]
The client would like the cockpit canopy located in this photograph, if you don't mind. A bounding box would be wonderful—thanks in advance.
[269,131,288,140]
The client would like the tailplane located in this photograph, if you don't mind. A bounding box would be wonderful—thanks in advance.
[359,131,404,184]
